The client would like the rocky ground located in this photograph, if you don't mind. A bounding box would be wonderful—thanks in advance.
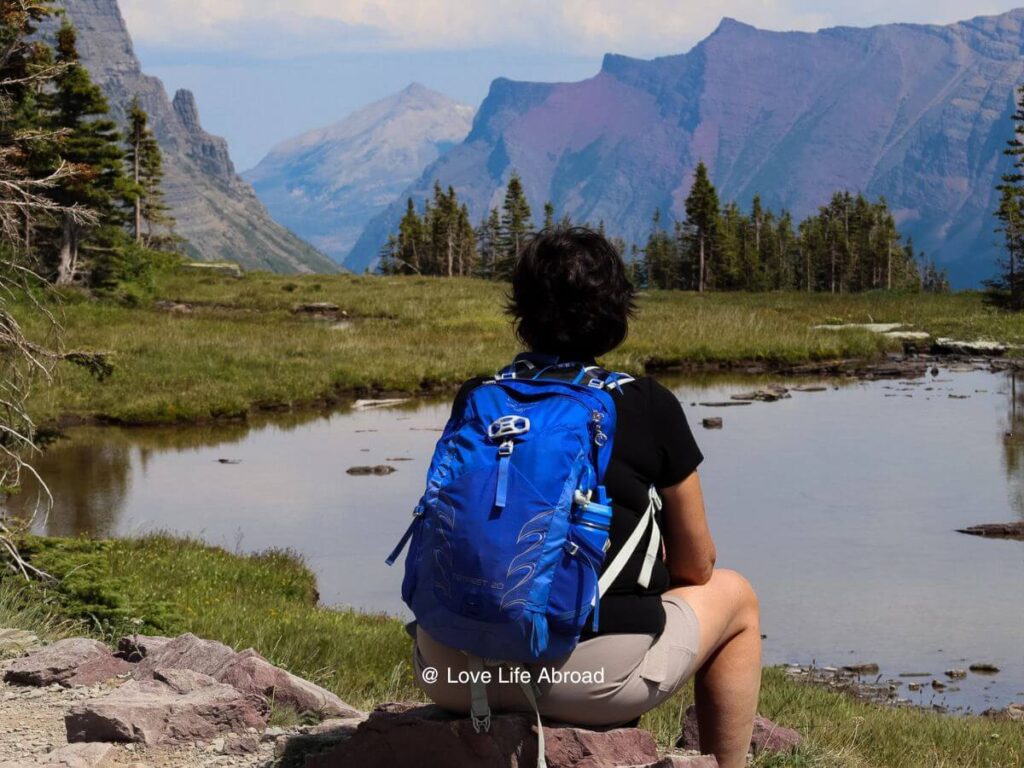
[0,630,808,767]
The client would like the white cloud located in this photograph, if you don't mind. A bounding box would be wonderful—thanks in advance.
[118,0,1020,58]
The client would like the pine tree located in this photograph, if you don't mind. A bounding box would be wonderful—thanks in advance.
[126,96,172,248]
[543,201,555,230]
[45,23,128,285]
[681,161,720,292]
[988,85,1024,310]
[475,208,501,280]
[497,171,533,279]
[643,210,673,289]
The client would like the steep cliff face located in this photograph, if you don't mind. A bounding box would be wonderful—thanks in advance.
[48,0,338,274]
[347,11,1024,286]
[245,83,473,263]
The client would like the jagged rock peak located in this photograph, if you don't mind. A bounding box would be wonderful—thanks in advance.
[172,89,203,134]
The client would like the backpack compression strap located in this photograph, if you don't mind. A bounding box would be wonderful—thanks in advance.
[597,485,663,595]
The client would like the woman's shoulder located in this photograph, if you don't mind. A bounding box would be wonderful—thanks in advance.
[618,374,676,404]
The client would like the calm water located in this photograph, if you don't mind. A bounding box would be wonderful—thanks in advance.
[10,368,1024,712]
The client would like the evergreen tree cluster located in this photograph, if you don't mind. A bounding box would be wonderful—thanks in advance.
[0,1,174,288]
[380,173,537,279]
[382,162,943,294]
[638,162,935,293]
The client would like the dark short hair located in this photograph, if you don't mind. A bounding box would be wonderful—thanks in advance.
[507,227,636,360]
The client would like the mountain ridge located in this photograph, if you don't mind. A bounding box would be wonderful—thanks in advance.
[245,84,473,263]
[347,9,1024,285]
[48,0,338,274]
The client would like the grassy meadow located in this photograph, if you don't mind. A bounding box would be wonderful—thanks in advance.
[2,535,1021,768]
[24,269,1024,425]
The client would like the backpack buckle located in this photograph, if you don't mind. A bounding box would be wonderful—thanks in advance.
[498,440,514,457]
[488,415,531,440]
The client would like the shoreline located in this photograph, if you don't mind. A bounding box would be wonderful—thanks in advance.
[45,349,1018,431]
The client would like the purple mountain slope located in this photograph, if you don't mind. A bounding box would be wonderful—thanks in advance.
[346,11,1024,286]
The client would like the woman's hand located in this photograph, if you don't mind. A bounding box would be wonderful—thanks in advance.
[661,471,717,586]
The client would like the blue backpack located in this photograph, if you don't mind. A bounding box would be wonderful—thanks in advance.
[387,355,663,758]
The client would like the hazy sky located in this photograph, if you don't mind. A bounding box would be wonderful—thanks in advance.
[120,1,1024,170]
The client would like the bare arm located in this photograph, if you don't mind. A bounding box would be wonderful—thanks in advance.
[661,471,716,586]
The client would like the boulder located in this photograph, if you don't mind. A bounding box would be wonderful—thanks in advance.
[132,633,238,679]
[65,673,266,746]
[215,648,362,718]
[133,634,360,718]
[0,627,39,658]
[701,418,723,430]
[304,702,659,768]
[678,706,801,756]
[4,638,131,688]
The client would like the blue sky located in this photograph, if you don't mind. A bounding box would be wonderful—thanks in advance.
[121,1,1024,170]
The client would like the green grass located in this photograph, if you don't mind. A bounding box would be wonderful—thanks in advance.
[22,270,1024,425]
[6,534,1022,767]
[0,579,84,653]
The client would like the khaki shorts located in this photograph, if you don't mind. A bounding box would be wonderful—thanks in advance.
[413,595,701,726]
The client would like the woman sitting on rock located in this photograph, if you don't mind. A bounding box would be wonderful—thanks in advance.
[409,227,762,768]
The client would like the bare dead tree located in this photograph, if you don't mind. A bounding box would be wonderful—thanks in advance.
[0,0,107,578]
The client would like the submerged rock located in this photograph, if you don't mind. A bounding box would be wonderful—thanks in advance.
[933,338,1008,356]
[702,417,724,430]
[842,663,880,675]
[956,522,1024,541]
[346,465,397,476]
[969,663,1000,674]
[352,398,409,410]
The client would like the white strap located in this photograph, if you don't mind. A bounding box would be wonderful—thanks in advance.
[518,676,547,768]
[597,486,662,596]
[467,655,491,733]
[638,486,662,588]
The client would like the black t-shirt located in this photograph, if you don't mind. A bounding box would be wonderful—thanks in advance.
[450,364,703,638]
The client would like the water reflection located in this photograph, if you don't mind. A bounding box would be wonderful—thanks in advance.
[5,369,1024,712]
[1002,373,1024,519]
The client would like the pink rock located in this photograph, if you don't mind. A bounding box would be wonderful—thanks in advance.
[750,716,802,755]
[36,742,114,767]
[678,706,801,755]
[116,634,173,662]
[65,674,267,746]
[134,635,360,718]
[4,638,131,688]
[215,649,361,718]
[305,702,659,768]
[132,633,238,679]
[638,756,719,767]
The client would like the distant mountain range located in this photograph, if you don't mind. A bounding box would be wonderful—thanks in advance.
[345,10,1024,286]
[49,0,337,274]
[244,84,473,264]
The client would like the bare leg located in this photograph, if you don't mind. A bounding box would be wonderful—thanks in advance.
[667,569,761,768]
